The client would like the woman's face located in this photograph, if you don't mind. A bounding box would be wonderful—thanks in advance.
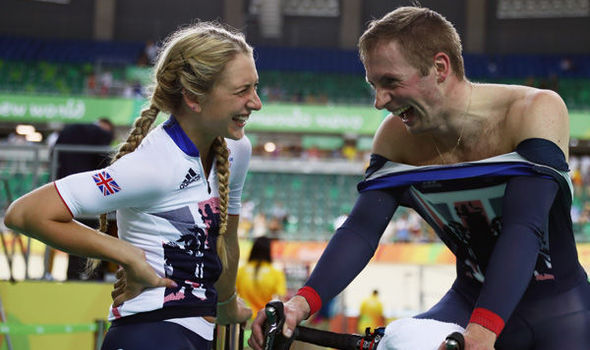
[198,53,262,141]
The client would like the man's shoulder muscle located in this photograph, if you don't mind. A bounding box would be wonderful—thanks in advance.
[507,88,569,156]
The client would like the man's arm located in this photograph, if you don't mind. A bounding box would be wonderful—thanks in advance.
[462,88,570,348]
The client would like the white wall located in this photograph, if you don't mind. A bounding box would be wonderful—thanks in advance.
[342,263,455,319]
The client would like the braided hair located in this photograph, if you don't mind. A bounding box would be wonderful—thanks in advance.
[88,22,253,273]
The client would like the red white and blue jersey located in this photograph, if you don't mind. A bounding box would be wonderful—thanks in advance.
[54,116,251,339]
[359,152,576,287]
[301,139,589,343]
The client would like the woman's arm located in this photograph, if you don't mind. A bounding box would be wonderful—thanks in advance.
[5,182,176,303]
[5,183,137,264]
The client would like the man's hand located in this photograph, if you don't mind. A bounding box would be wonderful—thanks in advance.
[437,323,496,350]
[248,295,311,350]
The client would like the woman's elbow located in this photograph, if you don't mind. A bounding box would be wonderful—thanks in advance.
[4,199,27,232]
[4,183,70,233]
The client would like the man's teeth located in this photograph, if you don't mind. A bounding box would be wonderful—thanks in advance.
[234,116,249,123]
[392,106,411,116]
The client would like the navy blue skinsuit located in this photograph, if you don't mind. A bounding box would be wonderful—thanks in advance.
[302,139,590,349]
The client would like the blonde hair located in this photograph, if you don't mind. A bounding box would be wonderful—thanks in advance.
[89,22,252,273]
[358,6,465,79]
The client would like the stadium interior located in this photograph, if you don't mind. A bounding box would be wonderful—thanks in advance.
[0,1,589,349]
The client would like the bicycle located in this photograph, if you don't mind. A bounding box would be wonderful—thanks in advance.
[263,301,464,350]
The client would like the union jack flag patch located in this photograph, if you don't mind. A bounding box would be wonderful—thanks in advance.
[92,171,121,196]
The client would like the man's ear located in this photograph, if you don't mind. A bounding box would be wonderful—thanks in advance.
[182,91,201,113]
[433,52,451,83]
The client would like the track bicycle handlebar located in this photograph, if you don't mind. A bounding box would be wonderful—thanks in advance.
[263,301,464,350]
[263,301,383,350]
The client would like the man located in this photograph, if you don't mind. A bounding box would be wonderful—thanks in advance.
[54,118,114,180]
[53,117,114,280]
[249,6,590,350]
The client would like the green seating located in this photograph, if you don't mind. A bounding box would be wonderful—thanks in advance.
[0,60,589,108]
[242,172,361,240]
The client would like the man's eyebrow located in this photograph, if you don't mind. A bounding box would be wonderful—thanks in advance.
[366,74,400,87]
[378,75,400,85]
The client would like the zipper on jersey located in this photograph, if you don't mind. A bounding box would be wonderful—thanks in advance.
[197,158,212,194]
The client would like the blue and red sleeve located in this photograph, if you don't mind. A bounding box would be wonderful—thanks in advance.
[470,138,566,336]
[297,188,399,315]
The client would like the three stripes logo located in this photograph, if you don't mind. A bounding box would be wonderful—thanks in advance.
[180,168,201,189]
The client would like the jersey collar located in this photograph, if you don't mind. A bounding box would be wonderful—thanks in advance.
[163,115,200,157]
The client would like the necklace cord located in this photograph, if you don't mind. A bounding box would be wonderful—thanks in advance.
[432,82,474,164]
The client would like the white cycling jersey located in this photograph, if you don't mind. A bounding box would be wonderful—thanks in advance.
[54,116,251,339]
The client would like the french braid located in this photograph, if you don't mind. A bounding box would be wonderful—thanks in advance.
[212,136,230,267]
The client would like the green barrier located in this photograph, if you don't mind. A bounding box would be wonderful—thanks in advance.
[243,328,251,348]
[0,322,100,335]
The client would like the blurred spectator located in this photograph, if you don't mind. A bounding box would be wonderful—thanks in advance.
[380,219,397,243]
[236,236,287,316]
[85,72,97,95]
[577,202,590,239]
[341,139,358,161]
[54,118,114,179]
[5,133,28,145]
[302,146,321,160]
[238,199,256,238]
[51,117,115,280]
[393,211,411,243]
[408,210,425,242]
[144,40,158,65]
[268,201,288,236]
[357,289,385,334]
[122,80,145,99]
[253,211,268,237]
[559,56,576,75]
[99,71,113,96]
[135,40,158,66]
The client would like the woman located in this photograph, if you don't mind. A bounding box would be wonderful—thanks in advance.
[236,236,287,314]
[5,21,261,349]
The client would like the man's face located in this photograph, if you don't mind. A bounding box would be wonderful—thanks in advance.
[364,40,444,134]
[198,53,262,141]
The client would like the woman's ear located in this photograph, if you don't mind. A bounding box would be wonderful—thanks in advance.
[433,52,451,83]
[182,90,201,113]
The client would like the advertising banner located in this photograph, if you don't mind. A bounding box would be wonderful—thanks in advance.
[245,103,386,135]
[0,94,146,125]
[2,93,589,139]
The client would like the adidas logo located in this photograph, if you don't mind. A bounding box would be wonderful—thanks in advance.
[180,168,201,189]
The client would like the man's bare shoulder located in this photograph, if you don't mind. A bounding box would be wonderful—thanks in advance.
[506,86,569,156]
[372,114,412,162]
